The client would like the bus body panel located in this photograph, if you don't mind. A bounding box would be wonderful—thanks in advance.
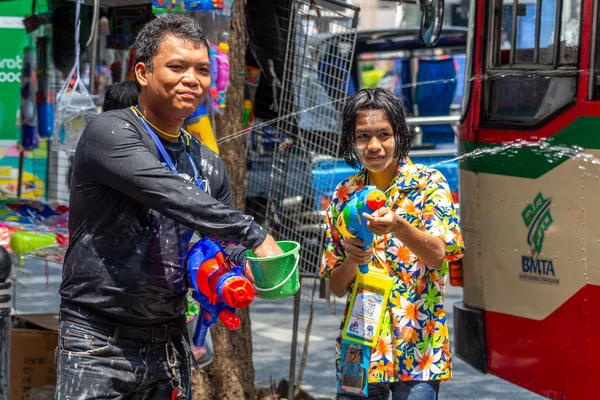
[456,0,600,396]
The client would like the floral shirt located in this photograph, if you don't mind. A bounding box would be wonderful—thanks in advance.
[321,158,464,383]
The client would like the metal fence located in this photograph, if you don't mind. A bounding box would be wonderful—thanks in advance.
[243,1,360,397]
[245,0,360,291]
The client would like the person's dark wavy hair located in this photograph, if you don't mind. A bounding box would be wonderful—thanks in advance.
[132,14,209,72]
[102,80,139,112]
[340,88,414,170]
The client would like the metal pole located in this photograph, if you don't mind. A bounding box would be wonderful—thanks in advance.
[88,21,98,94]
[0,247,13,400]
[288,290,301,400]
[16,150,24,199]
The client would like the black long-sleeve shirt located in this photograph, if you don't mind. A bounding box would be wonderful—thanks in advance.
[59,108,265,327]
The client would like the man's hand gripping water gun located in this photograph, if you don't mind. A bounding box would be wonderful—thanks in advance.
[186,237,255,347]
[336,186,387,274]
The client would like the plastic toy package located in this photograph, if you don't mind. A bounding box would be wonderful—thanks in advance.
[0,199,70,264]
[53,0,98,153]
[152,0,232,14]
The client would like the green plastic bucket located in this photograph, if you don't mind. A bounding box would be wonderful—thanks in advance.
[245,241,301,300]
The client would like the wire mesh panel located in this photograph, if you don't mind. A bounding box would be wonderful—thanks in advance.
[246,0,359,286]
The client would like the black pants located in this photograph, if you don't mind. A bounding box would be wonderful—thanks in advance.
[55,317,191,399]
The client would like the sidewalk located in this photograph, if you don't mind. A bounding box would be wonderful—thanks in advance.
[250,280,544,400]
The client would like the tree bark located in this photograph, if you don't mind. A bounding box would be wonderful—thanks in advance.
[191,0,255,399]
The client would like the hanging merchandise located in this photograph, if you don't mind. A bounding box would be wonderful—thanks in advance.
[20,43,39,152]
[243,66,261,128]
[36,36,54,139]
[53,0,98,153]
[52,1,93,75]
[207,39,229,113]
[23,12,53,34]
[106,4,153,50]
[209,43,220,111]
[184,102,219,155]
[152,0,224,13]
[216,41,229,109]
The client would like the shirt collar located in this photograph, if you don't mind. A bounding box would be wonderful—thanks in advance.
[357,156,420,192]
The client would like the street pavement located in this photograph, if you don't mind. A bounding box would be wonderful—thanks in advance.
[250,279,546,400]
[11,258,545,399]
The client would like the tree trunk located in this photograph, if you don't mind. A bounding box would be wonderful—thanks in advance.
[191,1,255,399]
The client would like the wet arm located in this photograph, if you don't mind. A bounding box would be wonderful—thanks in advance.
[82,115,267,249]
[393,217,445,269]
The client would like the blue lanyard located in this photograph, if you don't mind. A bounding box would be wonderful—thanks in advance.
[135,107,205,191]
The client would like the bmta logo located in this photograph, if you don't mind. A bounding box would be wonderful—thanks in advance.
[522,192,553,256]
[520,193,559,285]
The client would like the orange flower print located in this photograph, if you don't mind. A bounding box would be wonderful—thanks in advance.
[374,360,387,376]
[423,319,436,338]
[374,235,390,262]
[434,308,446,319]
[400,370,413,381]
[400,198,419,216]
[385,360,396,377]
[396,297,426,329]
[414,276,427,296]
[389,243,417,265]
[336,182,358,207]
[422,204,436,224]
[399,268,412,286]
[400,326,415,343]
[372,335,393,362]
[409,259,427,279]
[326,251,338,268]
[412,344,442,380]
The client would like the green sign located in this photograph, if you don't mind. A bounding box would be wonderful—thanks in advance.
[0,0,32,142]
[521,192,553,256]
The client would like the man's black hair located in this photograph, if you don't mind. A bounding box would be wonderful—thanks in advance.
[132,13,209,72]
[102,80,139,112]
[340,88,414,170]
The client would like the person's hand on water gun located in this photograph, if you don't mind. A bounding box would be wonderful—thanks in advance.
[344,237,373,267]
[336,186,387,273]
[187,238,255,347]
[252,234,284,258]
[362,207,404,236]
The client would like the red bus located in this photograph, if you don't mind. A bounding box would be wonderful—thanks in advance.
[453,0,599,398]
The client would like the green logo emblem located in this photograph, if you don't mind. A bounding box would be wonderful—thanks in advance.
[522,193,553,256]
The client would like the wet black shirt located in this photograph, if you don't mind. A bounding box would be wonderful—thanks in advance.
[59,108,266,327]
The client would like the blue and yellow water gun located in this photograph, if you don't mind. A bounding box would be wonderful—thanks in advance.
[336,186,387,274]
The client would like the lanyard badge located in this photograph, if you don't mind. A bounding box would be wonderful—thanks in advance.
[338,268,394,397]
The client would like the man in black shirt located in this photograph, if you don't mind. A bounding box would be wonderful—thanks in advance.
[56,14,282,399]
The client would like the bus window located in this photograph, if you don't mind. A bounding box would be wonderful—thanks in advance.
[495,0,559,66]
[594,1,600,100]
[539,0,558,64]
[485,0,581,126]
[559,0,581,65]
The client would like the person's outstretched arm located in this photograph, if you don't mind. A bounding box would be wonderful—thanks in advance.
[81,112,280,257]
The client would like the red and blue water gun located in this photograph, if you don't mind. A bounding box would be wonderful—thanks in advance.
[186,237,254,346]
